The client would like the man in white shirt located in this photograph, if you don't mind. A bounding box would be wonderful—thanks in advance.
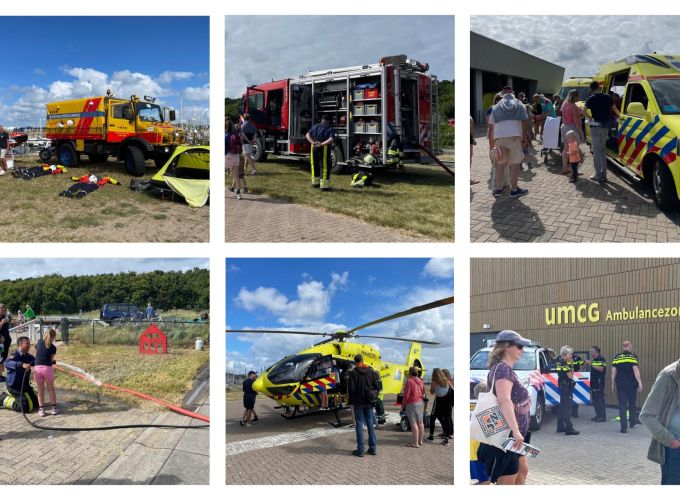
[488,87,529,198]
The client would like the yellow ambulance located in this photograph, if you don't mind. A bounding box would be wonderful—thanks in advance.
[590,54,680,210]
[558,77,592,109]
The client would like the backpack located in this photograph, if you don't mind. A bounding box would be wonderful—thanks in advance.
[226,132,242,155]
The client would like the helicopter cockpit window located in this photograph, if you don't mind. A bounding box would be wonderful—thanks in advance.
[268,354,321,384]
[307,355,333,380]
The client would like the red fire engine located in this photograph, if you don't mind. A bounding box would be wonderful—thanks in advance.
[240,55,440,173]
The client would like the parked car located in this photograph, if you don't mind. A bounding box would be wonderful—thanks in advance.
[100,303,144,323]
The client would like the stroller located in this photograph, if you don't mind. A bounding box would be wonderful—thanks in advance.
[397,395,431,432]
[540,115,563,165]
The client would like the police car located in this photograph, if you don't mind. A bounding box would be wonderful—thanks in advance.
[470,342,592,431]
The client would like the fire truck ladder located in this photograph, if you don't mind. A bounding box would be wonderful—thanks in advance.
[431,76,440,153]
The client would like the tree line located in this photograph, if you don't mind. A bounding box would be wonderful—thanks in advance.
[0,268,209,315]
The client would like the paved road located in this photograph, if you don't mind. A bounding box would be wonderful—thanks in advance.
[522,405,659,485]
[471,128,680,242]
[226,397,454,485]
[225,190,426,242]
[1,379,209,485]
[93,370,210,485]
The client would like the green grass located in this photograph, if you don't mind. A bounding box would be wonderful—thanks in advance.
[55,343,209,407]
[2,156,208,242]
[233,160,454,240]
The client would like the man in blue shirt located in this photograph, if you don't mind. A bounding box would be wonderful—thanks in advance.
[146,303,155,320]
[0,336,38,412]
[306,115,336,191]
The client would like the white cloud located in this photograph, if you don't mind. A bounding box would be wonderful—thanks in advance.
[471,16,680,79]
[235,286,288,313]
[234,272,350,326]
[158,71,194,85]
[34,68,46,76]
[422,258,454,279]
[184,84,210,101]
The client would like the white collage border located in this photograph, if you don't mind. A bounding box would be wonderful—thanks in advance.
[4,0,679,497]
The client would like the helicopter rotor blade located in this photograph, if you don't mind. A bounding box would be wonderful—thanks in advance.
[346,295,454,334]
[353,334,440,345]
[225,329,328,336]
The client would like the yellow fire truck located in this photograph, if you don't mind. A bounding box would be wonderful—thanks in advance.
[46,93,184,176]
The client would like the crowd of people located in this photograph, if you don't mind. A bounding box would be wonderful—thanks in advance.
[471,330,680,485]
[239,354,454,457]
[473,81,622,197]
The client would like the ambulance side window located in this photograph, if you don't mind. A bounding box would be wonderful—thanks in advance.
[624,83,650,113]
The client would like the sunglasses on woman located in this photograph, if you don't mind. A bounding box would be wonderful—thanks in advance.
[513,343,525,350]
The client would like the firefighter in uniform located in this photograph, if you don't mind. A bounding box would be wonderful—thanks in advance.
[611,339,643,433]
[306,114,336,191]
[570,353,585,418]
[586,345,607,422]
[556,345,580,435]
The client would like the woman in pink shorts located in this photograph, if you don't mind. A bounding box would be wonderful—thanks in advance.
[34,328,58,416]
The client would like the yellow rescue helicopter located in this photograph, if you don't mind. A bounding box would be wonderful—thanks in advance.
[226,296,453,422]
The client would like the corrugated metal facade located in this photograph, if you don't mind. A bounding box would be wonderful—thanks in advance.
[471,259,680,404]
[471,31,565,92]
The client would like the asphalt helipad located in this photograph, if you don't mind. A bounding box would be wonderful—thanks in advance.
[226,396,454,485]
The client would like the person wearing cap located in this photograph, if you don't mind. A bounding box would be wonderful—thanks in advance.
[556,346,580,435]
[612,340,643,433]
[477,330,532,484]
[488,87,529,199]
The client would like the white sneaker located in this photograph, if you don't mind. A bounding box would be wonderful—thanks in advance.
[251,170,257,175]
[0,171,6,176]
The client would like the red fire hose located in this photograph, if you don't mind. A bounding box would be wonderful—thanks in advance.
[55,365,210,423]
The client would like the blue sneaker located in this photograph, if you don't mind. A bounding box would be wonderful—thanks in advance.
[509,187,528,198]
[492,186,506,198]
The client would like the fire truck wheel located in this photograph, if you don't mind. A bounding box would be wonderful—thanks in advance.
[88,153,109,164]
[330,145,345,174]
[39,148,52,162]
[252,136,268,162]
[57,143,79,168]
[124,146,146,176]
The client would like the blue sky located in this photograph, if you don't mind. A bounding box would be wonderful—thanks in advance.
[0,259,209,280]
[0,17,209,127]
[226,258,454,374]
[225,16,454,97]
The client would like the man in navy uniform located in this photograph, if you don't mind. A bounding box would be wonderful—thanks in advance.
[556,345,580,435]
[587,346,607,422]
[611,340,643,433]
[306,114,336,191]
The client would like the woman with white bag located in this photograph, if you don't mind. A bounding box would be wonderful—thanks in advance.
[476,330,533,485]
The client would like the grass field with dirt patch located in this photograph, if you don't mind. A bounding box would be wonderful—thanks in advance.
[2,155,208,242]
[54,343,209,407]
[228,158,454,240]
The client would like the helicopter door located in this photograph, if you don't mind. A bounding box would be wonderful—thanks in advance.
[306,354,333,381]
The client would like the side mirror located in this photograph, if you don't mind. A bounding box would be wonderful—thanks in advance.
[627,101,650,120]
[169,110,176,122]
